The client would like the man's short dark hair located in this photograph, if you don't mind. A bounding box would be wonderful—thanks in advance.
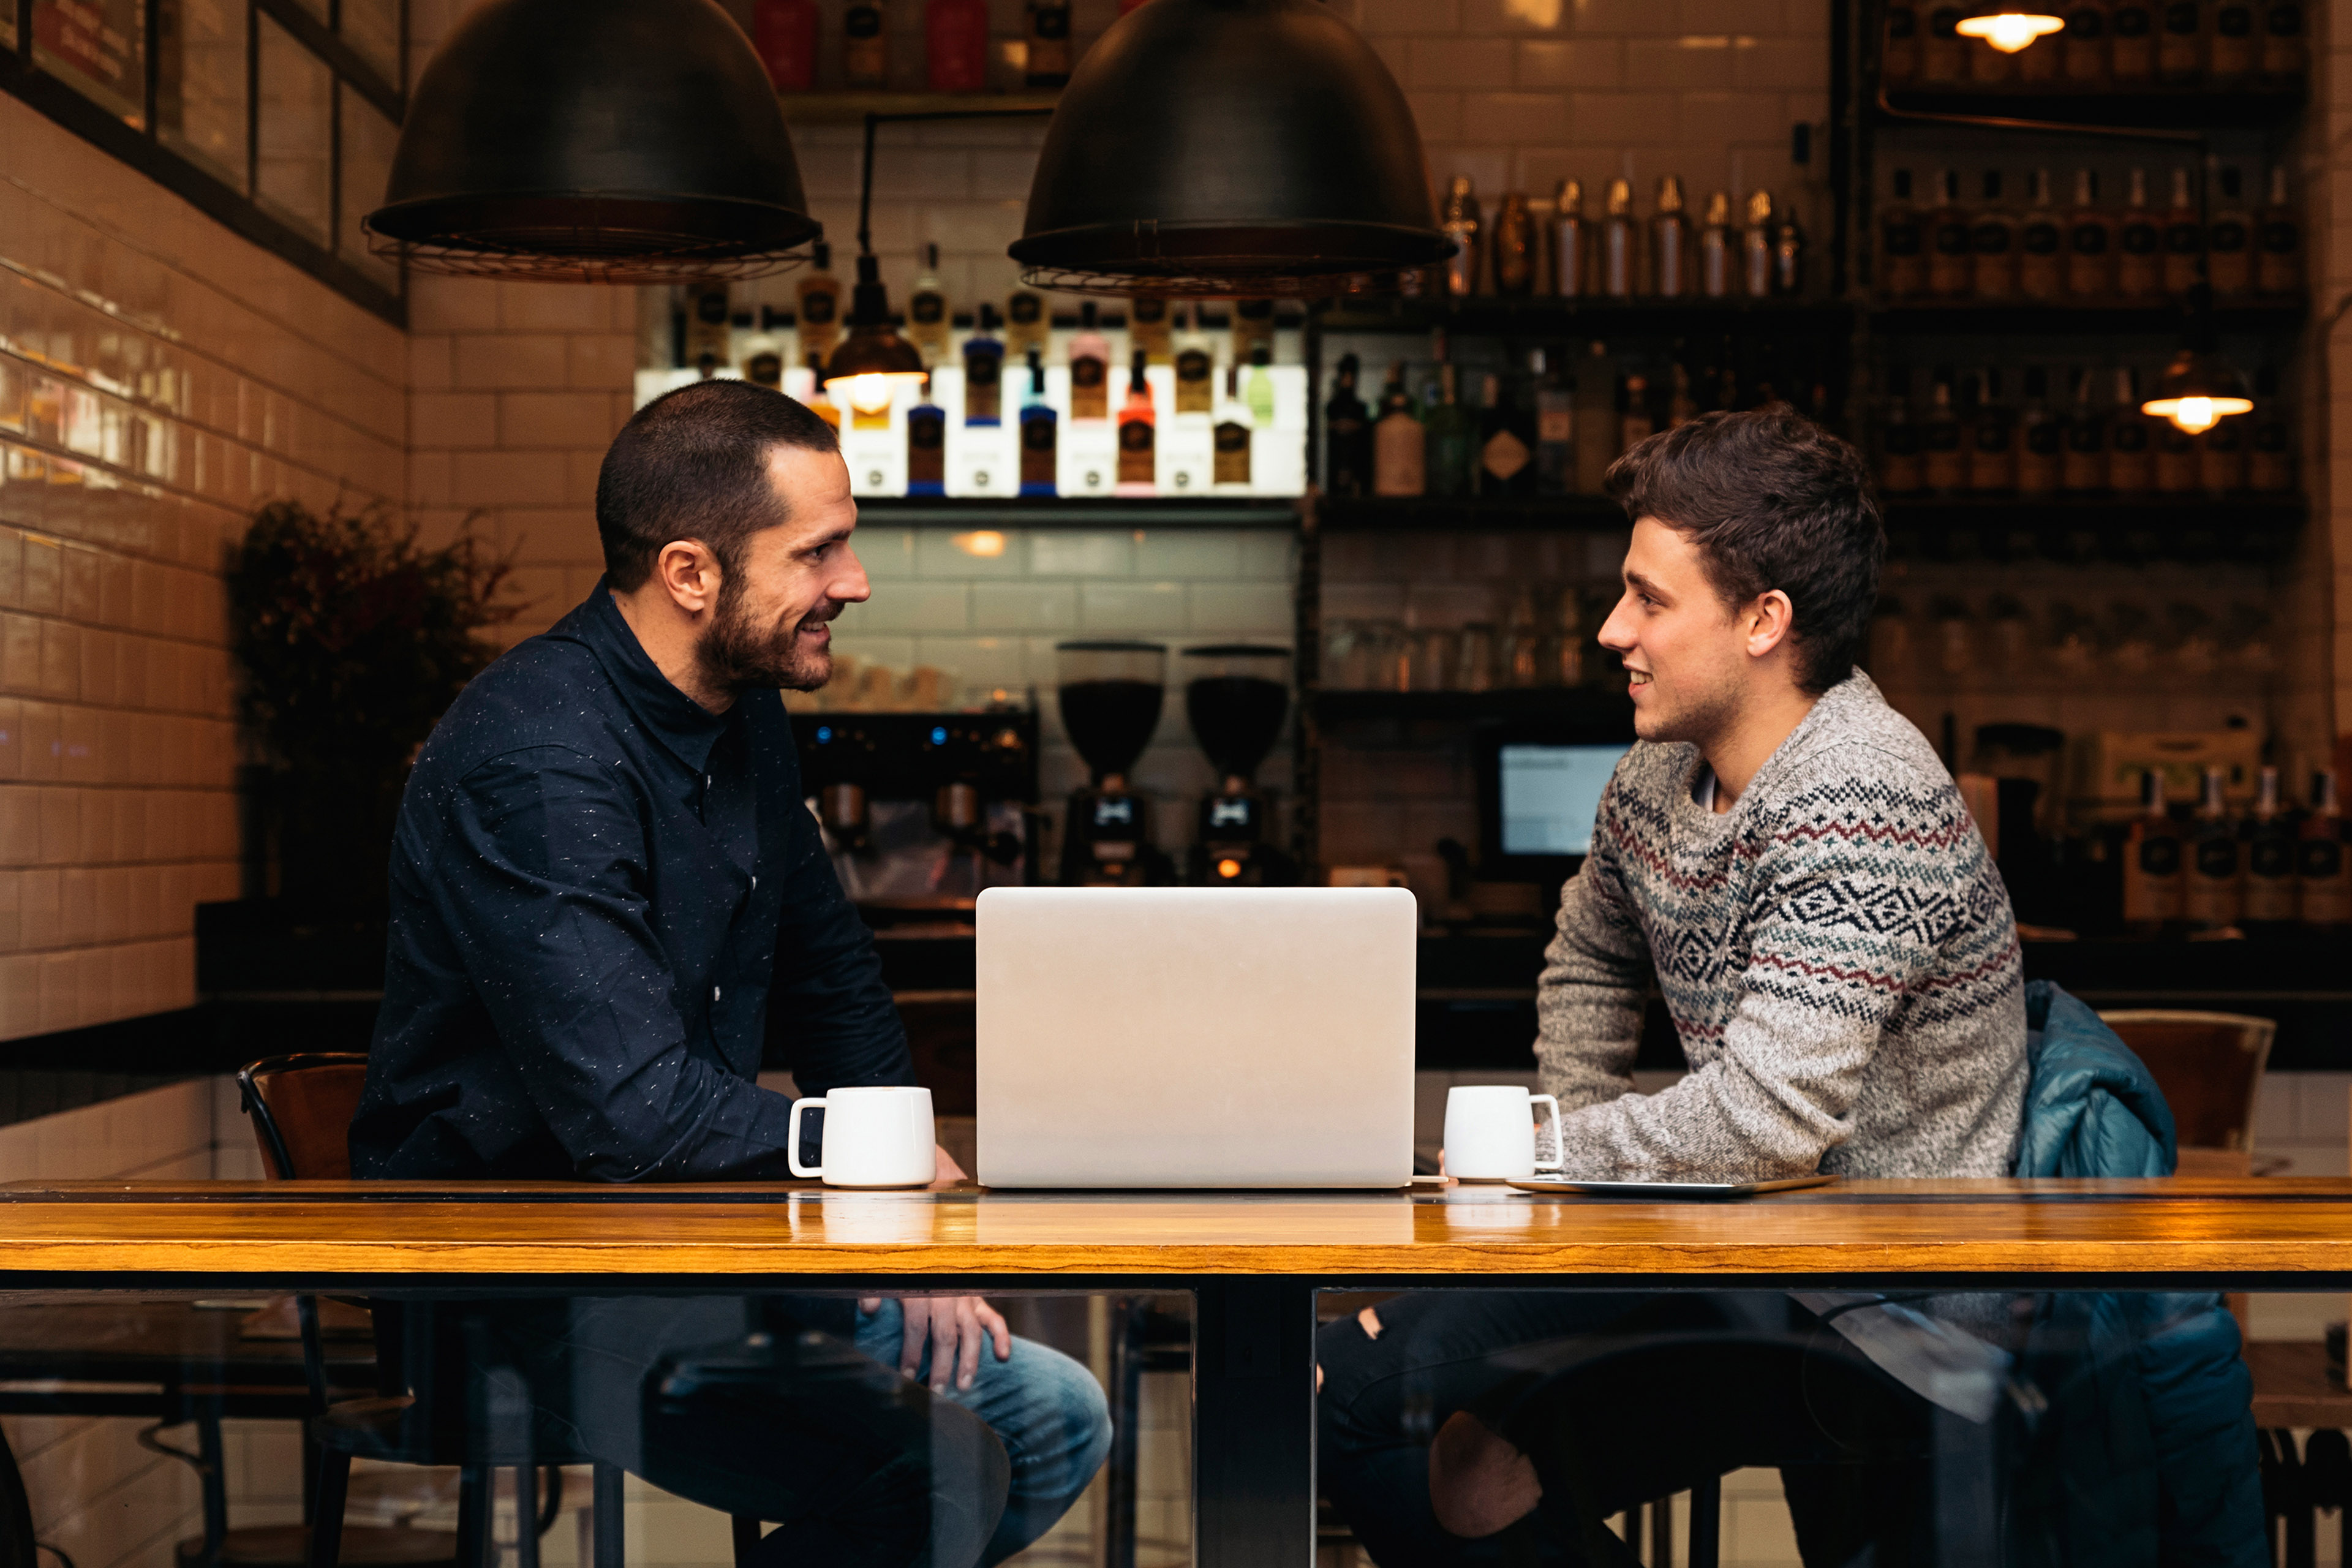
[1603,403,1884,696]
[594,380,840,591]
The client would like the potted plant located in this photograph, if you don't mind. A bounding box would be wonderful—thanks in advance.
[229,500,519,913]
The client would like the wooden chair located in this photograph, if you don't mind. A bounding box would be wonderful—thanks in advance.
[238,1056,768,1568]
[2095,1011,2276,1176]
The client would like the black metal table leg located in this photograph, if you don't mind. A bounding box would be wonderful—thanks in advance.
[195,1401,230,1566]
[1193,1276,1317,1568]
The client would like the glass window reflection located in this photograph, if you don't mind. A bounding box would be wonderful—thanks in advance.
[254,16,331,244]
[339,88,401,290]
[157,0,249,189]
[340,0,401,88]
[31,0,147,127]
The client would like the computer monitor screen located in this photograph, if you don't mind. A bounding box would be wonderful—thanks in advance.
[1498,744,1628,857]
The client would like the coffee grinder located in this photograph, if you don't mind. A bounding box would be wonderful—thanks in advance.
[1055,641,1170,885]
[799,712,1038,907]
[1181,644,1295,885]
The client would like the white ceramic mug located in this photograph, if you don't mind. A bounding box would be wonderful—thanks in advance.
[1444,1085,1564,1182]
[787,1086,937,1188]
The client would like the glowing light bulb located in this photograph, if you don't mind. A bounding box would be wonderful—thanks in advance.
[1956,10,2064,50]
[2143,394,2255,434]
[847,373,894,414]
[954,530,1008,559]
[2173,397,2218,433]
[1217,858,1243,880]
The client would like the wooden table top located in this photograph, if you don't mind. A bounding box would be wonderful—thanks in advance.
[6,1177,2352,1281]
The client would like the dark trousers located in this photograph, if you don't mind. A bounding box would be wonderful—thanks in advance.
[1317,1291,1988,1568]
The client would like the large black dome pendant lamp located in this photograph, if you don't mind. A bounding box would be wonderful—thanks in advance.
[363,0,822,285]
[1008,0,1454,298]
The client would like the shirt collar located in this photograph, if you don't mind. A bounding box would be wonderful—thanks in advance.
[565,579,736,774]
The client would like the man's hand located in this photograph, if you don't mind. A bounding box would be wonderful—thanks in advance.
[856,1294,1013,1392]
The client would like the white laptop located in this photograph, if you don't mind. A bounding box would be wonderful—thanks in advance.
[974,886,1417,1188]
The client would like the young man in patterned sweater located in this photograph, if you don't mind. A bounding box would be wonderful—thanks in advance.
[1316,404,2029,1566]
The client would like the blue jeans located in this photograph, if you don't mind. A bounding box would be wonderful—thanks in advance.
[854,1300,1114,1566]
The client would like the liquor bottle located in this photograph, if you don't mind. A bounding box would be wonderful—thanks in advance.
[2109,0,2157,80]
[2016,366,2060,495]
[1880,172,1923,297]
[685,281,732,375]
[1616,372,1656,458]
[1423,364,1475,499]
[1743,190,1777,299]
[906,375,946,496]
[2154,407,2199,493]
[907,244,951,367]
[2207,0,2255,80]
[2160,167,2204,295]
[1533,349,1575,496]
[2206,167,2253,294]
[2299,769,2350,925]
[1019,351,1058,497]
[962,304,1005,427]
[1025,0,1074,87]
[2248,367,2292,491]
[2065,170,2115,298]
[2018,4,2059,81]
[1324,353,1371,498]
[796,245,842,361]
[1665,361,1699,428]
[1491,192,1536,296]
[2063,0,2112,83]
[2242,767,2297,924]
[1651,176,1692,299]
[1698,191,1734,299]
[2261,0,2306,80]
[753,0,818,90]
[2256,166,2302,295]
[1970,170,2019,300]
[2107,366,2154,490]
[1115,351,1156,496]
[1928,169,1971,298]
[1212,366,1252,492]
[1231,298,1276,368]
[2019,169,2064,301]
[1921,2,1966,80]
[1967,369,2015,492]
[843,0,888,88]
[1068,302,1110,421]
[1372,363,1425,497]
[2061,368,2107,491]
[743,317,785,390]
[1477,371,1536,497]
[1970,13,2018,81]
[1552,179,1588,298]
[1245,343,1275,431]
[1600,178,1637,299]
[1771,196,1807,296]
[1884,0,1922,81]
[1172,306,1215,418]
[2116,170,2162,300]
[2184,765,2242,929]
[2157,0,2204,82]
[803,354,842,434]
[2122,769,2186,927]
[1129,297,1171,364]
[1004,288,1048,360]
[1441,176,1483,298]
[1923,369,1965,491]
[1881,366,1924,492]
[927,0,989,92]
[2199,398,2247,492]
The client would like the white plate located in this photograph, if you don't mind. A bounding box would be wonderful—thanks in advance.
[1503,1174,1842,1199]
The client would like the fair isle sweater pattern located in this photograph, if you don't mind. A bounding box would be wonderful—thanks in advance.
[1534,670,2027,1181]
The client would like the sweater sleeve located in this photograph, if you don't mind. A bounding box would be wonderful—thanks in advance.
[1532,772,1653,1114]
[1551,748,1998,1180]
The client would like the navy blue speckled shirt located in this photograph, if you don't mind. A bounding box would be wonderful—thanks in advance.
[351,583,912,1181]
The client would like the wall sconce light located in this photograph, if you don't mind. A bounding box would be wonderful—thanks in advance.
[1954,7,2066,53]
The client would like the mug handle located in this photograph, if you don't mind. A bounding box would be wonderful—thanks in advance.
[1531,1094,1564,1173]
[788,1098,827,1178]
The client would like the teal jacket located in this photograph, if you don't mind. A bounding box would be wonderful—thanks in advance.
[2007,981,2266,1567]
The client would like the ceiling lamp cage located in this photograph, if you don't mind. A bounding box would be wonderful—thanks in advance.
[1008,0,1452,298]
[365,0,823,284]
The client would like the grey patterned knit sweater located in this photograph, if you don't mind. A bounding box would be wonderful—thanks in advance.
[1537,669,2027,1180]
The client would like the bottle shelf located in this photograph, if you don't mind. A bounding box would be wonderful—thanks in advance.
[1875,83,2305,130]
[1310,687,1634,726]
[777,90,1060,124]
[1314,299,1855,339]
[1316,497,1626,533]
[1871,301,2307,335]
[1882,494,2307,560]
[854,498,1301,530]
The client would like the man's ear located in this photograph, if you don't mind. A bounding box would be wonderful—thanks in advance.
[1744,589,1796,660]
[655,540,721,617]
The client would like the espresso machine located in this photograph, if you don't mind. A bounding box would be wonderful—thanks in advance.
[1055,641,1172,886]
[797,711,1038,911]
[1181,644,1296,885]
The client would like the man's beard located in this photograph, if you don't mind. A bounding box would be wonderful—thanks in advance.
[1634,663,1741,752]
[694,576,836,694]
